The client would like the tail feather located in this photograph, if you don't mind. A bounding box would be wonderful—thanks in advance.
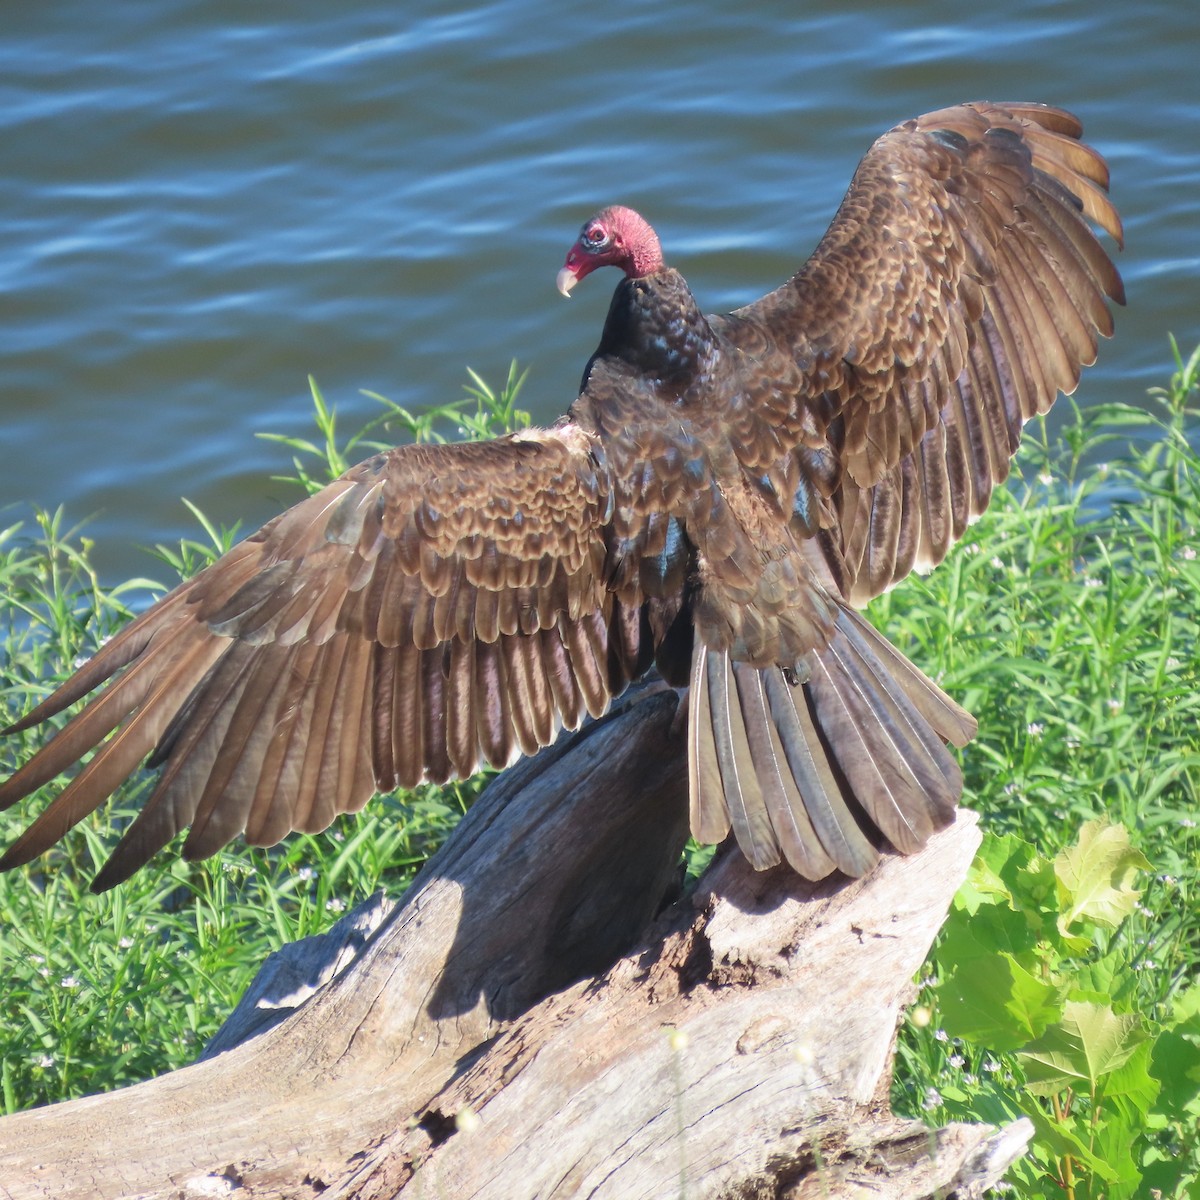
[688,605,972,878]
[808,637,952,854]
[761,666,873,876]
[687,648,728,845]
[841,611,977,747]
[703,649,777,869]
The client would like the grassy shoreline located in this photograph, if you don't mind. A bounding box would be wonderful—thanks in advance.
[1,347,1197,1196]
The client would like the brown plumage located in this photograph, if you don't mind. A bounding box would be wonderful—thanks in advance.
[0,101,1123,890]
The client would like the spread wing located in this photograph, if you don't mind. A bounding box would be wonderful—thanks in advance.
[678,102,1121,878]
[0,425,689,890]
[716,101,1123,603]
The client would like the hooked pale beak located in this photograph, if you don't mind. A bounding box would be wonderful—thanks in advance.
[556,265,579,298]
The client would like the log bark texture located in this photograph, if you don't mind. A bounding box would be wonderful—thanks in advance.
[0,687,1025,1199]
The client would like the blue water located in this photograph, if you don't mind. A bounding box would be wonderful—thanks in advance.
[1,0,1196,584]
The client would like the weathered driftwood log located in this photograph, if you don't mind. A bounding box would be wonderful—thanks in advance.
[0,686,1024,1199]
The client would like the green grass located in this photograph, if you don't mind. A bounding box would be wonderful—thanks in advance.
[877,337,1200,1199]
[1,346,1198,1197]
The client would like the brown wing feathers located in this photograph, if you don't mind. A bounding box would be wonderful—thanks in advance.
[1,101,1121,889]
[796,104,1124,605]
[0,429,668,887]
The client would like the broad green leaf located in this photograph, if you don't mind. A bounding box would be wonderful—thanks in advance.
[1167,980,1200,1035]
[954,853,1013,916]
[1089,1110,1144,1198]
[1150,1030,1200,1112]
[1018,1001,1148,1095]
[1021,1103,1120,1184]
[939,953,1063,1050]
[1055,820,1150,934]
[1103,1039,1159,1116]
[1070,952,1141,1008]
[939,894,1040,969]
[1140,1155,1196,1200]
[967,831,1031,893]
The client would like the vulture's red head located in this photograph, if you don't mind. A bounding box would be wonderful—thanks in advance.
[556,205,664,297]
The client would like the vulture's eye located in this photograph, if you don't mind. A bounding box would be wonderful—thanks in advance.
[584,226,607,247]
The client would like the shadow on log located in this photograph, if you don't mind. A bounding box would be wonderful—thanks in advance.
[0,685,1026,1199]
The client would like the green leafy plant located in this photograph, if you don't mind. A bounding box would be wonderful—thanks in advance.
[932,824,1197,1198]
[891,337,1200,1198]
[259,361,530,494]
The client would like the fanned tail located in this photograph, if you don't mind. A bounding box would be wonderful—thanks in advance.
[687,606,975,878]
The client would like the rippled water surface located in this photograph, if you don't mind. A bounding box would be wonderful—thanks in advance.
[1,0,1196,582]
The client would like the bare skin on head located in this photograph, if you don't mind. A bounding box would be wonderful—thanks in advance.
[556,205,664,296]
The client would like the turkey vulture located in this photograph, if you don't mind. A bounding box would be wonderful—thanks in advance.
[0,102,1122,891]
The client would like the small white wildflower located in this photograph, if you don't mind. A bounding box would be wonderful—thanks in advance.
[60,976,80,990]
[37,1055,54,1069]
[118,937,133,950]
[1026,722,1044,738]
[990,556,1004,570]
[1183,546,1197,561]
[934,1028,949,1043]
[1084,576,1103,588]
[1179,818,1196,829]
[983,1058,1001,1073]
[326,897,347,913]
[1003,782,1019,795]
[963,1073,979,1086]
[948,1054,965,1068]
[965,543,981,556]
[1166,656,1182,670]
[1106,698,1122,714]
[455,1106,481,1134]
[38,967,50,979]
[1038,471,1053,485]
[1066,737,1080,750]
[666,1027,689,1053]
[296,866,317,883]
[922,1087,942,1112]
